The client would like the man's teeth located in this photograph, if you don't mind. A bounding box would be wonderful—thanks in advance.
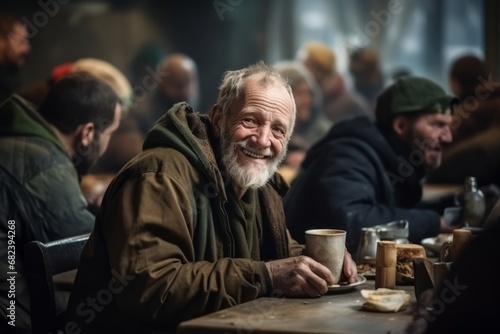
[242,148,265,159]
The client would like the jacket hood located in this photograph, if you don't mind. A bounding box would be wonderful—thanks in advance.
[0,94,64,152]
[143,102,290,202]
[143,102,230,201]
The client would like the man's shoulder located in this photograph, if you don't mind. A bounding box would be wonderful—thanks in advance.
[129,147,192,170]
[106,147,207,202]
[119,147,202,185]
[0,135,71,180]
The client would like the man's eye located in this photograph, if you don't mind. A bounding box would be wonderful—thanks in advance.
[272,127,286,136]
[243,118,256,125]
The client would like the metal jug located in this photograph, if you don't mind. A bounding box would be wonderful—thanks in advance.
[374,220,409,244]
[357,220,410,264]
[356,227,380,264]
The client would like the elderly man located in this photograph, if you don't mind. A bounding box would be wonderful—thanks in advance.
[0,72,121,333]
[66,62,357,333]
[284,76,457,253]
[0,13,31,102]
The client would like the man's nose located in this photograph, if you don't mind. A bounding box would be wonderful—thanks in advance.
[441,126,453,143]
[252,126,271,147]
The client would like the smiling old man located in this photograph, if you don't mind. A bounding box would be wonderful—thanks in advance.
[66,61,357,334]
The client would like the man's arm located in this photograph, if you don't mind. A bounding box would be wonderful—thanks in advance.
[100,170,271,325]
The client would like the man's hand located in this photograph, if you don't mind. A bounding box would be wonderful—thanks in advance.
[265,256,332,297]
[265,250,358,297]
[342,248,357,284]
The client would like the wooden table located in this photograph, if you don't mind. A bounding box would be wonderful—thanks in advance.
[177,279,416,334]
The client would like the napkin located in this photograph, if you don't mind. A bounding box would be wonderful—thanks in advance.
[360,288,411,312]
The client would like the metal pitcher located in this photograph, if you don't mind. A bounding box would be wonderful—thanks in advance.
[357,220,410,264]
[356,227,380,264]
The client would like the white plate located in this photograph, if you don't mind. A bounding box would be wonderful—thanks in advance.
[328,275,367,292]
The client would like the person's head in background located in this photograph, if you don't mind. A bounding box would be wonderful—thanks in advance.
[449,54,489,100]
[0,13,31,69]
[70,58,134,114]
[274,61,314,125]
[157,53,199,112]
[127,42,167,88]
[296,41,335,90]
[18,57,134,113]
[348,47,384,105]
[375,76,455,171]
[274,60,317,170]
[38,72,122,176]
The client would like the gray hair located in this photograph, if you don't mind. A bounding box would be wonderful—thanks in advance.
[214,61,296,138]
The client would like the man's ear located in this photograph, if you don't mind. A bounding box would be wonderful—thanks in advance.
[391,115,408,136]
[77,122,95,147]
[210,104,223,138]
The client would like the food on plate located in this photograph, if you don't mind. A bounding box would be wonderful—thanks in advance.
[356,263,376,277]
[361,288,411,312]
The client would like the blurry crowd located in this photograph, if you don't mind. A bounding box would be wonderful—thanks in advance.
[1,11,499,334]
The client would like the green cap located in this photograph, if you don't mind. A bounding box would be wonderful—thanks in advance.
[375,76,457,125]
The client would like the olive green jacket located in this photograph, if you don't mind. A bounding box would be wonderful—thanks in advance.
[0,95,94,333]
[67,102,302,333]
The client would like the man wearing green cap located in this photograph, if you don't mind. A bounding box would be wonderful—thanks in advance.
[284,76,457,253]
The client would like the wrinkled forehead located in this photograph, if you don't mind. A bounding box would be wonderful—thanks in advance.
[240,74,293,107]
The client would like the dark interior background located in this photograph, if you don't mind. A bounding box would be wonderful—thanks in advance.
[2,0,499,114]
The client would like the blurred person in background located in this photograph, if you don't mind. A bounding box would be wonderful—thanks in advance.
[134,52,200,134]
[274,60,332,180]
[284,76,458,252]
[0,13,31,102]
[297,41,371,126]
[348,47,385,110]
[322,70,373,124]
[0,73,121,334]
[427,54,500,187]
[18,57,142,211]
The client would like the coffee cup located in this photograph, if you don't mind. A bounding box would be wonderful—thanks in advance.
[305,229,346,284]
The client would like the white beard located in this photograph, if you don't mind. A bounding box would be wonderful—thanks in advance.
[220,132,286,190]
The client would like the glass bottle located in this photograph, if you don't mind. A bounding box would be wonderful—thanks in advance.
[462,176,485,227]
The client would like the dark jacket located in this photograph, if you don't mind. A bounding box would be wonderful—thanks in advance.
[0,95,94,333]
[284,116,440,253]
[67,102,302,334]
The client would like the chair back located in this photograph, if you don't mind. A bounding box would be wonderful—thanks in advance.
[24,234,89,334]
